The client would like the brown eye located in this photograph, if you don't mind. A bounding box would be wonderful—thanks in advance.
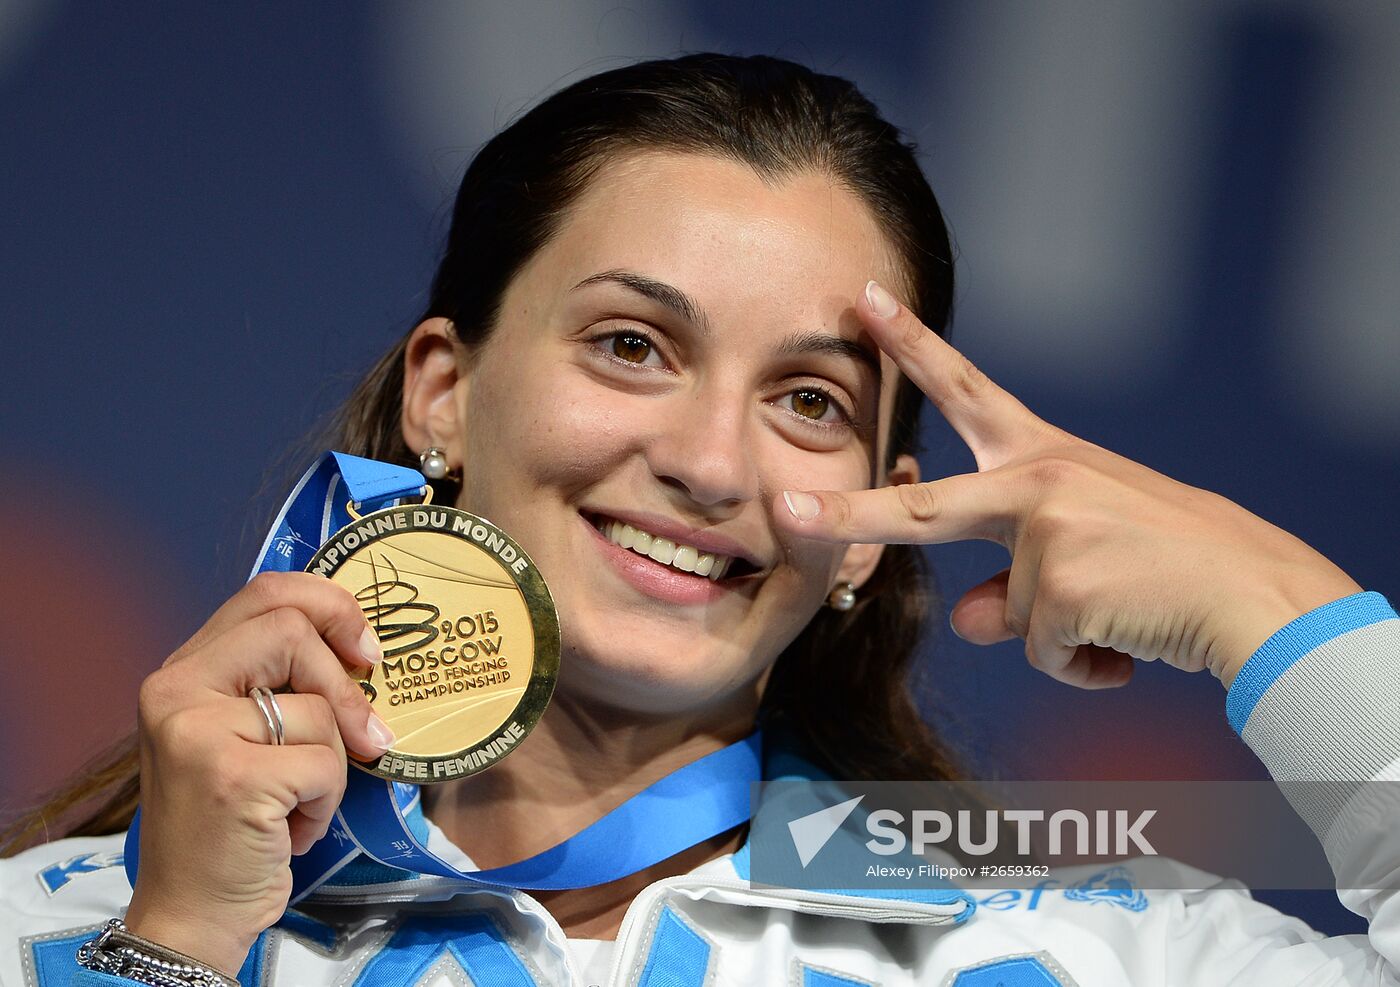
[611,333,652,363]
[791,388,830,420]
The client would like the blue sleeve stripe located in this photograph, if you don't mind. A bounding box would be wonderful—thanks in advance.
[638,907,711,987]
[1226,590,1397,735]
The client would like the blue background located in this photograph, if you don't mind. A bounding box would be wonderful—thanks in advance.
[2,1,1396,937]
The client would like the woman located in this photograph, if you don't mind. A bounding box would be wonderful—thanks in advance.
[3,53,1395,986]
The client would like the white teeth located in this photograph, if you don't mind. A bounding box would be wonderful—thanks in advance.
[648,538,676,565]
[594,515,738,581]
[649,537,677,562]
[672,546,698,572]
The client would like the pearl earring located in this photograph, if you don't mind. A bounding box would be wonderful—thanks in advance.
[419,446,451,480]
[827,581,857,611]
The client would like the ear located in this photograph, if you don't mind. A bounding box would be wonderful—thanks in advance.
[401,318,466,464]
[833,453,922,591]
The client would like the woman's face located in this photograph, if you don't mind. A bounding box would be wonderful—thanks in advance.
[412,151,912,721]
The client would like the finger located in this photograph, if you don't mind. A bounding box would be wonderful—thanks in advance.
[1003,541,1039,645]
[1023,600,1077,683]
[1056,644,1135,690]
[168,571,382,671]
[288,807,335,857]
[777,470,1028,548]
[948,570,1019,645]
[860,280,1054,468]
[1024,600,1133,690]
[231,693,348,758]
[185,609,393,759]
[287,750,348,856]
[243,743,346,852]
[1006,544,1084,685]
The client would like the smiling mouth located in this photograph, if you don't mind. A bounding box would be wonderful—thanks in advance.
[584,513,760,581]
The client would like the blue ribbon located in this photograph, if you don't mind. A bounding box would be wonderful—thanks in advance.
[125,452,759,903]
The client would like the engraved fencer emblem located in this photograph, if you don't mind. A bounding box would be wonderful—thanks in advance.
[306,504,559,784]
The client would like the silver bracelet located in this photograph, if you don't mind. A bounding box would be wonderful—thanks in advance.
[75,918,239,987]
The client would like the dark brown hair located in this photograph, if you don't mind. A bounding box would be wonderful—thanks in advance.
[5,52,961,855]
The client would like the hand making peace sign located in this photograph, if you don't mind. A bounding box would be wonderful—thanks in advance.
[779,280,1363,691]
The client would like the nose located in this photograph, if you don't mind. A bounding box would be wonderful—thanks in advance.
[645,386,759,508]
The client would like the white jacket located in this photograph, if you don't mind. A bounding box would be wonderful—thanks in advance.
[3,590,1397,986]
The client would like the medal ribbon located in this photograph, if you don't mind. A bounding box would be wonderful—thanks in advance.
[125,452,759,903]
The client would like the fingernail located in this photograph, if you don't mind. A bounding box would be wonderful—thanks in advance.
[366,711,395,750]
[782,490,821,522]
[865,279,899,319]
[948,607,968,641]
[360,626,382,665]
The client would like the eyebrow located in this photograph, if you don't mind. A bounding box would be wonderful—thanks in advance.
[572,270,710,333]
[571,268,881,381]
[774,329,882,384]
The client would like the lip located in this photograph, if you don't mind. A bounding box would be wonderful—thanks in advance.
[580,512,735,606]
[580,507,764,571]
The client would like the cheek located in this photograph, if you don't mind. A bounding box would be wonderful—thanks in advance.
[465,359,636,496]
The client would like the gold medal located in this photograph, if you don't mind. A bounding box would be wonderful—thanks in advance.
[306,502,559,784]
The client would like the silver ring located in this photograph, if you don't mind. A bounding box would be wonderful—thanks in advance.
[249,686,285,746]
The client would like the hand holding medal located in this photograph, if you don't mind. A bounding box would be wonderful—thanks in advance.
[123,454,561,975]
[123,570,392,975]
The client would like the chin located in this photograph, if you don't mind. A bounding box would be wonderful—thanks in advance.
[552,619,767,721]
